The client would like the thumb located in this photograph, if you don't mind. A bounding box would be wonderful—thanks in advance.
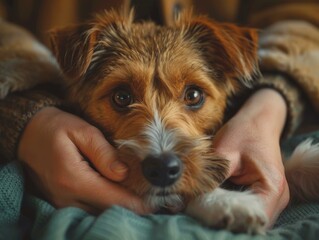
[71,126,128,182]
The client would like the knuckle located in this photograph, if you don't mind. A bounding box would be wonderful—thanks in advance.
[82,125,100,137]
[78,125,103,147]
[94,144,115,164]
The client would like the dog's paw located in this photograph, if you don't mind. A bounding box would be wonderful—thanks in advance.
[186,188,268,234]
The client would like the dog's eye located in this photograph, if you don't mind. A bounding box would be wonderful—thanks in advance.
[184,87,204,108]
[112,89,133,109]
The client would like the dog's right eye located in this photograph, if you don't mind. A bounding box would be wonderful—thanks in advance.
[184,86,205,109]
[112,89,133,109]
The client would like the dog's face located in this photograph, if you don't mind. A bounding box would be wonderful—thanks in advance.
[50,10,258,211]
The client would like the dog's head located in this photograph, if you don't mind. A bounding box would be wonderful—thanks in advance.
[50,9,258,211]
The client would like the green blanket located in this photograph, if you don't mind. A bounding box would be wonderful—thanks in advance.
[1,132,319,240]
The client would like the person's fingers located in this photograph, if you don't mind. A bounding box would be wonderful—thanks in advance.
[71,126,128,182]
[46,150,151,215]
[75,169,152,215]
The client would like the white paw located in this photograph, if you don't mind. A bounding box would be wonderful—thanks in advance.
[285,138,319,202]
[186,188,268,234]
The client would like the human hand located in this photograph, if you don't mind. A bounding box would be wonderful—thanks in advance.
[213,89,290,227]
[18,107,150,214]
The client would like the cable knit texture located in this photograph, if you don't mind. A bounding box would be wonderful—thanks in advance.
[258,20,319,113]
[0,90,61,163]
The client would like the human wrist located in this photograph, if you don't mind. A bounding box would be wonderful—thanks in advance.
[235,89,287,137]
[18,107,61,161]
[25,106,62,125]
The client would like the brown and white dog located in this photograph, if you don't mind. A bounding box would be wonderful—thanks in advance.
[49,9,265,233]
[1,9,319,234]
[48,9,319,234]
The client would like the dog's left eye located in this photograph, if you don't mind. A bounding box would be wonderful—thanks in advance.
[184,86,204,108]
[112,89,133,109]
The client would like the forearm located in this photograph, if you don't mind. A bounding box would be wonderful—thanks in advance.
[236,89,291,224]
[215,88,290,224]
[235,88,287,139]
[219,89,287,176]
[253,74,305,137]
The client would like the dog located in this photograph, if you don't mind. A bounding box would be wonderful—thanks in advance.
[1,9,319,234]
[48,9,266,233]
[47,9,319,234]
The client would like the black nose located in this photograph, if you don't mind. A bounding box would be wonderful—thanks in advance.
[142,153,182,187]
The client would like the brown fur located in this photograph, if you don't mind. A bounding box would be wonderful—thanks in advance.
[50,9,258,209]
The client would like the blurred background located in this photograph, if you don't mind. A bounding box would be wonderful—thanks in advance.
[1,0,319,46]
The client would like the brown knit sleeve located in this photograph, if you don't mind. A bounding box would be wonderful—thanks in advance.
[0,89,62,163]
[245,18,319,139]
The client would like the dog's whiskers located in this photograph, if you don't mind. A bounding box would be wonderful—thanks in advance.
[145,186,184,210]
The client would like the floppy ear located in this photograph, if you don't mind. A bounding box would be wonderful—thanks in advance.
[179,15,259,86]
[49,24,98,81]
[49,9,134,83]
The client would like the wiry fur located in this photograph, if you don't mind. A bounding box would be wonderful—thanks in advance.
[285,139,319,203]
[186,188,267,234]
[49,14,258,206]
[116,110,228,208]
[45,9,319,234]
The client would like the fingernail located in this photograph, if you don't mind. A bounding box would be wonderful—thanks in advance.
[110,161,128,173]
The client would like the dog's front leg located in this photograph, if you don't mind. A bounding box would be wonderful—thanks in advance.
[185,188,268,234]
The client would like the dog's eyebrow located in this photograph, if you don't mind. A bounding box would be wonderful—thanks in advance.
[154,64,218,99]
[84,44,124,83]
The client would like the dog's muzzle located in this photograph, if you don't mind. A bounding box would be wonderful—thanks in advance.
[142,152,182,187]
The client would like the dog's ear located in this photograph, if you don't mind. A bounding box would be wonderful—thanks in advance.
[49,9,133,83]
[49,24,97,81]
[178,14,259,86]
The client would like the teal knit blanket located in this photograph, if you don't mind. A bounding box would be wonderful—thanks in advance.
[1,132,319,240]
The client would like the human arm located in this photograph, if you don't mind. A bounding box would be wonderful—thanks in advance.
[213,88,290,226]
[0,91,150,214]
[17,106,149,214]
[214,14,319,227]
[0,16,149,215]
